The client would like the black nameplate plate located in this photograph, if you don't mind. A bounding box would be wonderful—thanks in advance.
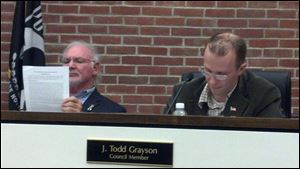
[87,139,173,166]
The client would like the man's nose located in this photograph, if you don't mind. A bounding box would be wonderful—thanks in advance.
[67,60,76,68]
[207,76,219,86]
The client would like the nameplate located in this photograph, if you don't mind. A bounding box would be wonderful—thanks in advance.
[87,139,173,166]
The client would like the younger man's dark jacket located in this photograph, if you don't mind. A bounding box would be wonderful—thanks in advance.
[164,70,285,117]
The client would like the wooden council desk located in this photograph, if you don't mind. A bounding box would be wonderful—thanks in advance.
[1,110,299,168]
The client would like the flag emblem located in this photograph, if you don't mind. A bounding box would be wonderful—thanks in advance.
[230,106,237,112]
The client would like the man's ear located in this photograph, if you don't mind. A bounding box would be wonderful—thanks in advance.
[93,62,100,74]
[238,62,247,76]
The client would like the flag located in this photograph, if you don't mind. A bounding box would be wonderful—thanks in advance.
[8,1,45,110]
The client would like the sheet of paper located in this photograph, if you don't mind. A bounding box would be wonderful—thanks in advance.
[23,66,69,112]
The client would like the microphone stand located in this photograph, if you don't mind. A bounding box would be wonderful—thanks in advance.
[165,73,193,114]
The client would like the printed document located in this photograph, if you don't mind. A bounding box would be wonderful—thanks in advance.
[23,66,69,112]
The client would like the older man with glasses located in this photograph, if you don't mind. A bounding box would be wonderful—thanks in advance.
[61,41,126,113]
[164,33,284,117]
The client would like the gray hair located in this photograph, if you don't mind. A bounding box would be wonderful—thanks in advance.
[62,41,100,63]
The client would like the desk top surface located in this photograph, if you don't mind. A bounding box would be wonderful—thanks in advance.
[1,110,299,132]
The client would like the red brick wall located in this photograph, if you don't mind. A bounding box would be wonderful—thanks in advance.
[1,1,299,115]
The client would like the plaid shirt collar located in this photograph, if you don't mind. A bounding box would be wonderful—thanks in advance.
[198,82,237,110]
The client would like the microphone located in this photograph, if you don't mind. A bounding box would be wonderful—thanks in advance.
[165,73,194,114]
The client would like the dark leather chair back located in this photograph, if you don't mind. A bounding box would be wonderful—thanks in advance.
[182,70,291,118]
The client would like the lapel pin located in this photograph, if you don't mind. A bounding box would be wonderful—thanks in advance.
[87,104,95,111]
[230,106,237,112]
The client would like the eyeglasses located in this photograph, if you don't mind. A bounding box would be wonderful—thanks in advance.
[201,68,229,81]
[62,57,95,64]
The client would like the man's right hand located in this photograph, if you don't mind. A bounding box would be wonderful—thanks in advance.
[61,96,82,113]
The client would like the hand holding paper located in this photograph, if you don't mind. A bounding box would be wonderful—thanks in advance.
[61,96,82,113]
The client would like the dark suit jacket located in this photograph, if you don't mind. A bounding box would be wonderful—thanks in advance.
[82,89,126,113]
[164,70,285,117]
